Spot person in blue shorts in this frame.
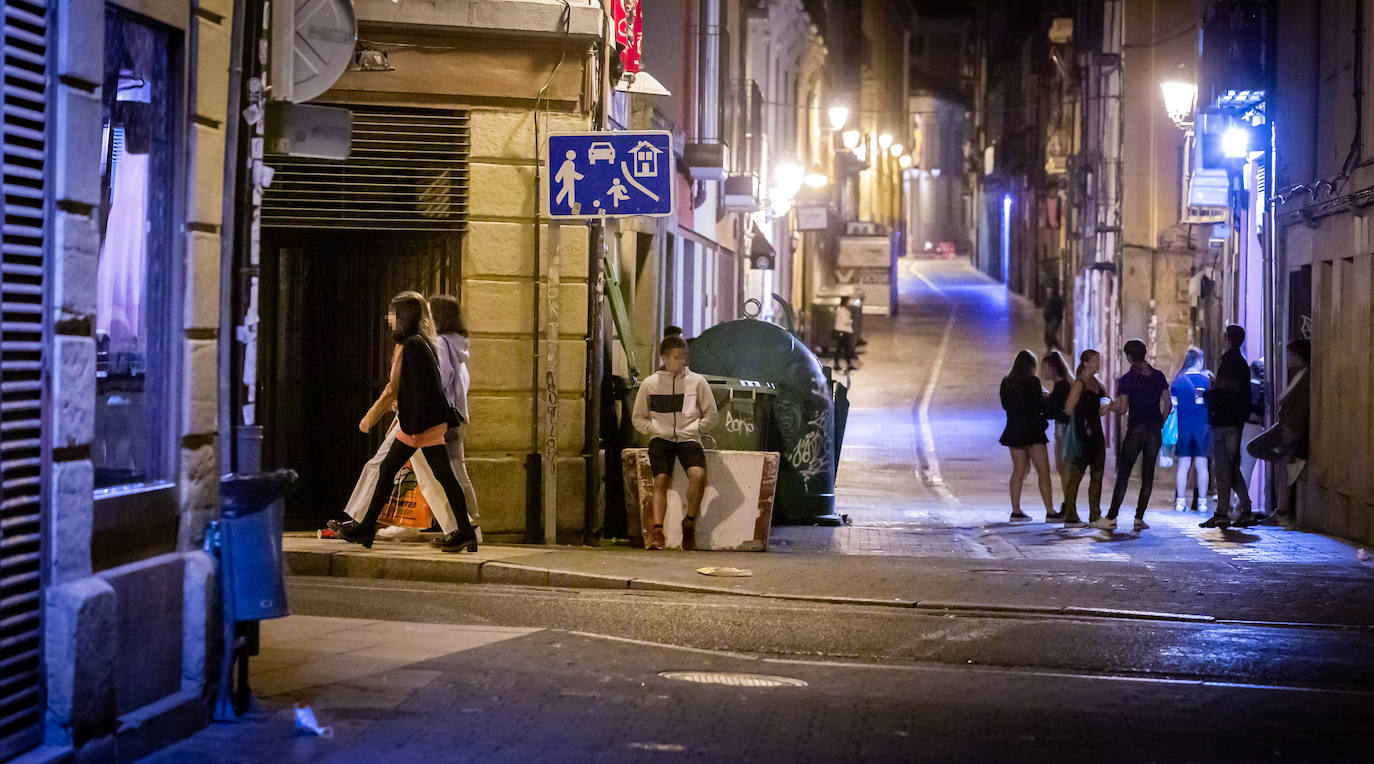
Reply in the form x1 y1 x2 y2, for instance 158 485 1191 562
1170 348 1212 513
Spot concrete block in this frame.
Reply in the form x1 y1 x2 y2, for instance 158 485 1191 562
56 0 104 87
98 554 185 716
184 231 221 330
49 460 94 584
194 16 230 124
549 570 629 589
187 123 226 226
54 211 99 323
52 336 95 450
463 280 534 335
180 551 219 691
177 443 219 550
181 338 218 437
54 86 102 207
468 163 537 219
45 578 117 744
621 449 778 551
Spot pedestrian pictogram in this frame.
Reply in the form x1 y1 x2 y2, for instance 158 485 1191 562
546 131 674 218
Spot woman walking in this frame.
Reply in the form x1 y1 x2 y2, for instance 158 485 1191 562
1000 350 1053 522
335 292 478 551
1040 351 1073 520
411 294 481 543
1061 349 1109 527
1171 348 1212 513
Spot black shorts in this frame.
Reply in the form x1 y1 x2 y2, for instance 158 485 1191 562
647 438 707 476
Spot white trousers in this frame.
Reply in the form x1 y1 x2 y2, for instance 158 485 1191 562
344 420 481 532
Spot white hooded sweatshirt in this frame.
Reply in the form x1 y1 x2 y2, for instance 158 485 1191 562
632 368 719 444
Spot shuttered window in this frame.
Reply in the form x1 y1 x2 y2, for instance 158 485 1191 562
263 106 469 232
0 0 48 758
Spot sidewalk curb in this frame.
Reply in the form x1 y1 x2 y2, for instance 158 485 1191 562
283 546 1258 626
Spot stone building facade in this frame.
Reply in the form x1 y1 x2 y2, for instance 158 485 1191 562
12 0 238 761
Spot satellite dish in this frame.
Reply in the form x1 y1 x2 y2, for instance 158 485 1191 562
273 0 357 103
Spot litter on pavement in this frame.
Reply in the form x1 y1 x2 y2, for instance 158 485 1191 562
697 566 753 577
294 705 333 738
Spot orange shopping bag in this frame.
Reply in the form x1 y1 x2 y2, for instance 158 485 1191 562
377 462 433 529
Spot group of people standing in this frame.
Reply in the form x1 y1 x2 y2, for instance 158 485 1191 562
1000 324 1310 533
328 291 481 553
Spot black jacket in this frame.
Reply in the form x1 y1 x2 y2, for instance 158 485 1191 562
396 335 459 435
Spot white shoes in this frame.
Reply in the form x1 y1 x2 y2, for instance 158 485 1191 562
1198 497 1209 515
1174 498 1187 512
1089 517 1116 531
376 524 423 541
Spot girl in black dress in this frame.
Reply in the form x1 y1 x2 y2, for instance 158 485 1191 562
336 292 478 551
1061 349 1109 527
1000 350 1053 521
1040 351 1073 520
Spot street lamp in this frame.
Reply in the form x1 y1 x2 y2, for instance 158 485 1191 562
1161 80 1197 131
1222 125 1250 158
805 164 828 188
827 105 850 131
841 129 861 149
774 160 804 199
877 132 893 150
889 143 904 158
899 154 912 169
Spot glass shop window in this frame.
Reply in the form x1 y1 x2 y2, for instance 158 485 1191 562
94 9 175 491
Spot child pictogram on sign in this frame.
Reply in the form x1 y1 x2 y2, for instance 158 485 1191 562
607 178 630 208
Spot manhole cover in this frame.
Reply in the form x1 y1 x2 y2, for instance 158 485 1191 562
659 671 808 688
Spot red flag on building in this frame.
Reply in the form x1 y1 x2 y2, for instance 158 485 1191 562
612 0 642 74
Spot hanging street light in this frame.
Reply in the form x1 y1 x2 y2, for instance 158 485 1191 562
805 164 828 187
841 129 861 149
1160 80 1197 131
899 154 913 169
828 105 850 131
877 132 893 150
890 142 904 158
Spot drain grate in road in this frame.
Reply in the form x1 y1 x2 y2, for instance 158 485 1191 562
659 671 808 688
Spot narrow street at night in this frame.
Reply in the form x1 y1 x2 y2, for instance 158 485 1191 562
10 1 1374 763
140 259 1374 763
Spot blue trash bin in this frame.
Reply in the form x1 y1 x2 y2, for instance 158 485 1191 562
218 469 296 622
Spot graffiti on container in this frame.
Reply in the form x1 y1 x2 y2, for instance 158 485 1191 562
724 409 755 436
785 409 832 482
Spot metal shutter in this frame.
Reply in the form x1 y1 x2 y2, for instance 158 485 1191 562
263 106 469 232
0 0 48 758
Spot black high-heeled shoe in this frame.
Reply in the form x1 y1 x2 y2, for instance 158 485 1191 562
335 520 377 549
440 528 478 553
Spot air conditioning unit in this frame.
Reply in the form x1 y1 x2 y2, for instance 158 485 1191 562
684 142 729 181
722 174 760 211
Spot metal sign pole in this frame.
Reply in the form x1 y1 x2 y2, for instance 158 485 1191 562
543 221 562 545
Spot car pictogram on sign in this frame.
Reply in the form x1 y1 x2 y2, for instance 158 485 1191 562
587 142 616 164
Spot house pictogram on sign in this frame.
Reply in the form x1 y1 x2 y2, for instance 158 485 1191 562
630 140 663 177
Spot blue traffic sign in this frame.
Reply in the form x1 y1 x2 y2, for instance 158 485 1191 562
546 130 675 219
